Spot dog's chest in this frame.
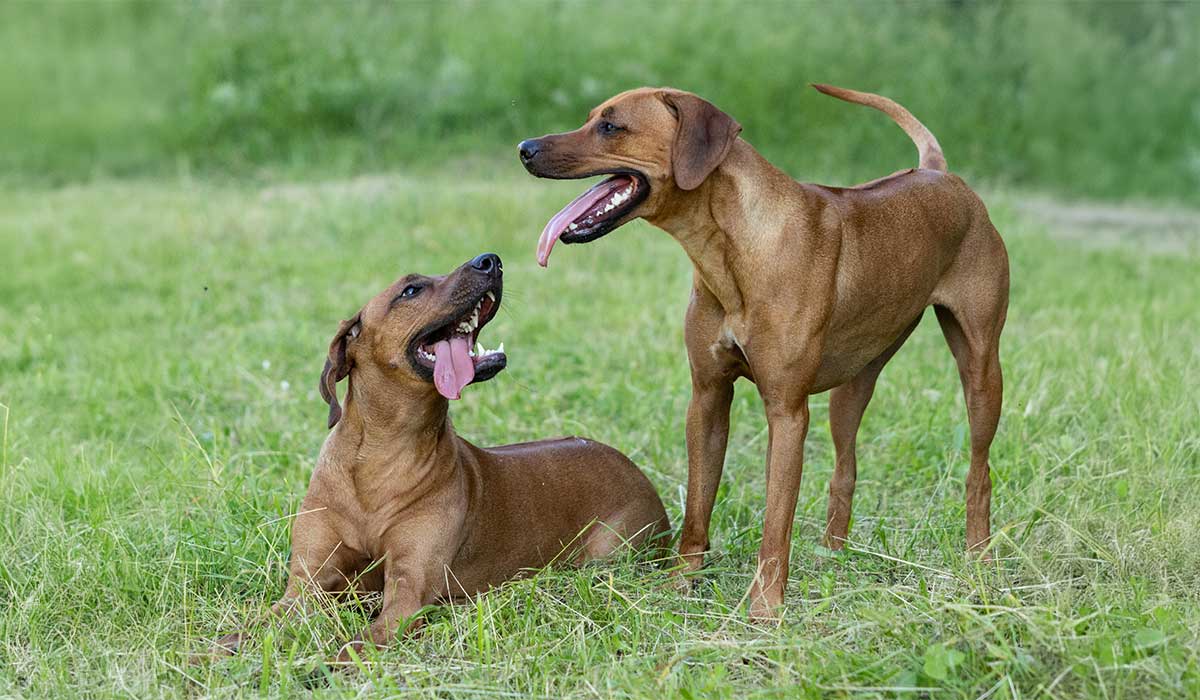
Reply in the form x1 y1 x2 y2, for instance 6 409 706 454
307 477 405 556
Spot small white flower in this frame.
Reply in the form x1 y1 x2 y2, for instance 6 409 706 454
261 360 271 370
280 380 290 391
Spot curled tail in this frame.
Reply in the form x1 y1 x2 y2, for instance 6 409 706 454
812 83 947 172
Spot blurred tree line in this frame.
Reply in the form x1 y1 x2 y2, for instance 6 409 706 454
2 1 1196 203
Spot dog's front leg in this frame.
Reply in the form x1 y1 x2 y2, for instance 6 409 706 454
334 561 425 666
201 515 359 661
675 290 740 585
748 397 811 622
676 374 735 580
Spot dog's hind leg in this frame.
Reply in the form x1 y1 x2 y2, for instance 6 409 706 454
823 316 922 550
928 214 1009 555
934 298 1006 555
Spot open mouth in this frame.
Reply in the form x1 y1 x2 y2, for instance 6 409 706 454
537 171 649 266
410 287 506 400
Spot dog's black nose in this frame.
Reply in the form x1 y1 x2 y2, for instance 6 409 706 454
518 139 541 164
470 253 501 274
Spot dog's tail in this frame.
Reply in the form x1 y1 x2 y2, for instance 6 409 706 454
811 83 947 172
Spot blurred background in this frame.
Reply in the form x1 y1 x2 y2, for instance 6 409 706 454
2 0 1198 202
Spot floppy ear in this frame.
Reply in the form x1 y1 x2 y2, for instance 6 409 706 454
661 91 742 191
318 313 361 429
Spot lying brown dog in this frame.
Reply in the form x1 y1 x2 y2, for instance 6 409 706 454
519 85 1008 620
208 253 669 662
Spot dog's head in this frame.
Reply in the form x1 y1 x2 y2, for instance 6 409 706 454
518 87 741 266
319 253 507 428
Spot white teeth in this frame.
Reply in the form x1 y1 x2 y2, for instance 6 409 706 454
602 187 631 213
571 184 635 230
463 341 506 358
486 291 495 302
454 299 486 335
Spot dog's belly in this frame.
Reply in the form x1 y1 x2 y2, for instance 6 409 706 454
811 317 919 392
808 272 938 392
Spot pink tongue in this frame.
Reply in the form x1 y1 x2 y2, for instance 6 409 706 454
432 337 475 400
536 178 626 267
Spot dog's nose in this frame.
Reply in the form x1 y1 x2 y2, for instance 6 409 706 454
518 139 541 164
470 253 501 275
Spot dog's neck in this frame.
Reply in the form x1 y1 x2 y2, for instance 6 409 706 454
325 365 460 498
644 139 808 317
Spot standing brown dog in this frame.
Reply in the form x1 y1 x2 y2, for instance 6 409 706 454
519 85 1008 620
208 254 669 662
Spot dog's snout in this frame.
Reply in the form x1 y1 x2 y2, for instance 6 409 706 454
470 253 501 275
518 139 541 165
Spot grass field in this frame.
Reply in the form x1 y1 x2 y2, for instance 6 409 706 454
1 165 1197 698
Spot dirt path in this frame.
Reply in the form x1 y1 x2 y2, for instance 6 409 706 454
1010 193 1199 255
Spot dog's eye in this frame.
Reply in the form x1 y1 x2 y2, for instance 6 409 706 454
393 285 422 305
597 121 622 136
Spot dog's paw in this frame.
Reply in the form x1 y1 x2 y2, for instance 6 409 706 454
746 599 783 626
746 582 784 625
967 539 996 563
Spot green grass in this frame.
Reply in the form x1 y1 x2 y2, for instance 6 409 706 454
2 1 1199 203
1 168 1197 698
